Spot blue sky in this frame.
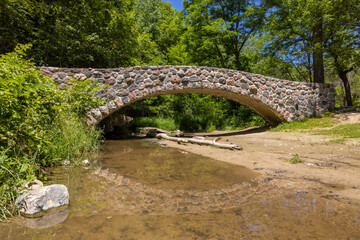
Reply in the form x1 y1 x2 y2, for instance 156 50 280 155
162 0 183 10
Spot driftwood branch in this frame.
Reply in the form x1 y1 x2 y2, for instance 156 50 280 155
156 133 243 150
138 127 183 137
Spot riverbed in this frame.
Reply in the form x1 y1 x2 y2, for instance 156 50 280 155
0 139 359 239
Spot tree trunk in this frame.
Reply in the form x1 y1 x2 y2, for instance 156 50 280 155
234 50 241 70
339 71 353 106
313 15 324 83
307 52 313 82
214 42 226 68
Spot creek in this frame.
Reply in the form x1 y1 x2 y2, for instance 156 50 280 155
0 139 359 239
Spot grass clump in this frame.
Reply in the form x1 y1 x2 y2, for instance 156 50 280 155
0 153 38 220
285 154 304 164
270 113 338 132
0 45 105 221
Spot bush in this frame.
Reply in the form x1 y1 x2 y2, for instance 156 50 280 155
0 45 105 221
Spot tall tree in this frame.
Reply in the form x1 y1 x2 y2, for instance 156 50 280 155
1 0 140 67
265 0 360 105
183 0 267 70
0 0 33 54
323 0 360 106
134 0 184 65
264 0 326 83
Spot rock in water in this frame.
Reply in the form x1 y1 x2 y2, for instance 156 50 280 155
15 184 69 217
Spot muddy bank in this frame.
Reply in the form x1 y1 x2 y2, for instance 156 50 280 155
159 127 360 205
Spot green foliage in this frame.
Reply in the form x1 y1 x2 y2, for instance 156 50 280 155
285 154 303 164
1 0 139 67
120 94 265 132
130 117 179 132
58 78 107 117
182 0 266 70
134 0 184 65
172 94 224 132
0 0 32 54
351 74 360 107
0 44 58 156
0 152 38 220
265 0 360 105
44 114 102 165
0 45 103 221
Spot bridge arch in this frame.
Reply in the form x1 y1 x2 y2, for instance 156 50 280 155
38 66 335 126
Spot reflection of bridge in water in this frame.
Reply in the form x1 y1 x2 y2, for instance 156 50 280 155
38 66 335 126
91 166 286 215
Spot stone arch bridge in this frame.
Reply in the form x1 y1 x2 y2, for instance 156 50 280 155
38 66 335 126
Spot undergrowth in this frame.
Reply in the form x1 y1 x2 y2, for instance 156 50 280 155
0 45 105 221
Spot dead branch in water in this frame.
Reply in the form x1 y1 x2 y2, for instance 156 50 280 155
156 133 243 150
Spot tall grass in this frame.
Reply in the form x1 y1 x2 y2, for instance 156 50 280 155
0 115 102 221
0 153 38 220
45 114 102 164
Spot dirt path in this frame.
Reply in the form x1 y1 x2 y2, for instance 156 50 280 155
160 113 360 205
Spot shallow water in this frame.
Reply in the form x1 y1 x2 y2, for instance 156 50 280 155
1 140 359 239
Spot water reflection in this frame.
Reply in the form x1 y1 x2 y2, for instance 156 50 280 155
98 140 259 190
22 209 69 229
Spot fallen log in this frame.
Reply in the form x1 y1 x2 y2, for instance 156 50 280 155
138 127 184 137
137 127 170 137
156 133 243 150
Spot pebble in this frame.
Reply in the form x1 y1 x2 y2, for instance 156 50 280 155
82 159 90 166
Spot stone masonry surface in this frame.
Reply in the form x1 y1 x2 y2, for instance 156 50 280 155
38 66 335 126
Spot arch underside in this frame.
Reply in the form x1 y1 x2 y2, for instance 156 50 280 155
102 88 286 126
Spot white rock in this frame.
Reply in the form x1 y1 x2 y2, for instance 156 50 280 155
62 160 70 165
29 179 44 190
15 184 69 216
22 179 44 191
82 159 90 166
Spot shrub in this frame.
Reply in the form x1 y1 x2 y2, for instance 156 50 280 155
0 45 105 221
285 154 304 164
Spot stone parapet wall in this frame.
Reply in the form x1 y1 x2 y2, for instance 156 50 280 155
38 66 335 126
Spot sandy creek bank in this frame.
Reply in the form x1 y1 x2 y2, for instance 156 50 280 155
157 124 360 206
